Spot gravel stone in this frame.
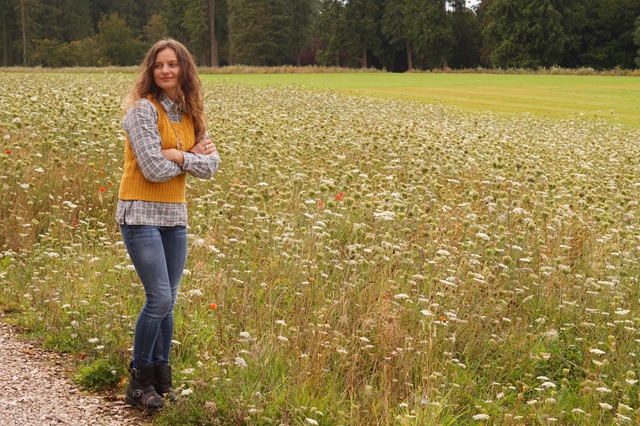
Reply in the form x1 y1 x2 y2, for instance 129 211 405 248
0 322 150 426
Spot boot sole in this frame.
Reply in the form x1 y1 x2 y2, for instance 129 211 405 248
125 395 162 413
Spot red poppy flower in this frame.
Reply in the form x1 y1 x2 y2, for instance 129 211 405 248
209 303 218 310
99 186 106 192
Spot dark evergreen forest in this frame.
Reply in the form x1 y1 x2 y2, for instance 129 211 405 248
2 0 640 70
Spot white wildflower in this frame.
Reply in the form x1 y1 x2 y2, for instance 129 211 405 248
234 357 248 368
618 403 634 413
475 232 490 241
615 413 632 423
472 414 490 421
373 211 396 221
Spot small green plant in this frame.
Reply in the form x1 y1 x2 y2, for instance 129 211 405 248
77 358 122 391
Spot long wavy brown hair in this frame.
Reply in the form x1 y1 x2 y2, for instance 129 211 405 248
126 39 206 141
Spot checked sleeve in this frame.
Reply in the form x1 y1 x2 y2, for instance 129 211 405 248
123 100 184 183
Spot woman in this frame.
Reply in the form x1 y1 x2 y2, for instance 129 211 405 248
117 39 219 411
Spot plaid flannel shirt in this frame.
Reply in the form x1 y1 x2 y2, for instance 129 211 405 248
116 94 220 226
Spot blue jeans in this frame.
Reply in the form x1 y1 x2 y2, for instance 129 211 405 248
120 224 187 367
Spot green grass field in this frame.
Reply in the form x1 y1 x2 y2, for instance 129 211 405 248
202 73 640 127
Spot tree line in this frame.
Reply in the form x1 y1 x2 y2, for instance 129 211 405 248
2 0 640 71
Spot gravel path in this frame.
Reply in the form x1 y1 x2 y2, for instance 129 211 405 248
0 321 149 426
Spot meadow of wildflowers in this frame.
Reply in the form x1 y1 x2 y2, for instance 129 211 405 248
1 72 640 425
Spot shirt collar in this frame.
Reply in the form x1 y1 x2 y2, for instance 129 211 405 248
157 92 180 113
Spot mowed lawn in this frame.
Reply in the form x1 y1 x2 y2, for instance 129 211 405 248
202 72 640 127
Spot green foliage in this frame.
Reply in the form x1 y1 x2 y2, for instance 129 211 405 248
483 0 586 68
163 0 229 66
77 358 123 391
65 37 102 66
289 0 319 65
2 0 640 70
183 0 211 64
143 13 166 43
315 0 348 66
408 0 454 69
635 16 640 67
579 0 640 69
344 0 384 67
31 37 100 67
448 6 481 68
228 0 292 65
31 39 66 67
95 12 145 66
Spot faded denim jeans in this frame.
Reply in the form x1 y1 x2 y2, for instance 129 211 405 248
120 224 187 367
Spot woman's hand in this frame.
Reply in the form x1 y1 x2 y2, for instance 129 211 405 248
161 148 185 165
190 139 217 156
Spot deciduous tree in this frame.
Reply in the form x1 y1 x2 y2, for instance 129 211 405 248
95 12 144 65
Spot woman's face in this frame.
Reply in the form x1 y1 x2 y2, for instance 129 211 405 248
153 47 181 101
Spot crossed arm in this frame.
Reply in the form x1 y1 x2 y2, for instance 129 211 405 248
161 137 220 179
124 100 220 182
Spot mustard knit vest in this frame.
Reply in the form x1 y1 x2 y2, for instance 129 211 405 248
118 97 196 203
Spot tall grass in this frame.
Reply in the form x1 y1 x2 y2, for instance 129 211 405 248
1 72 640 424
